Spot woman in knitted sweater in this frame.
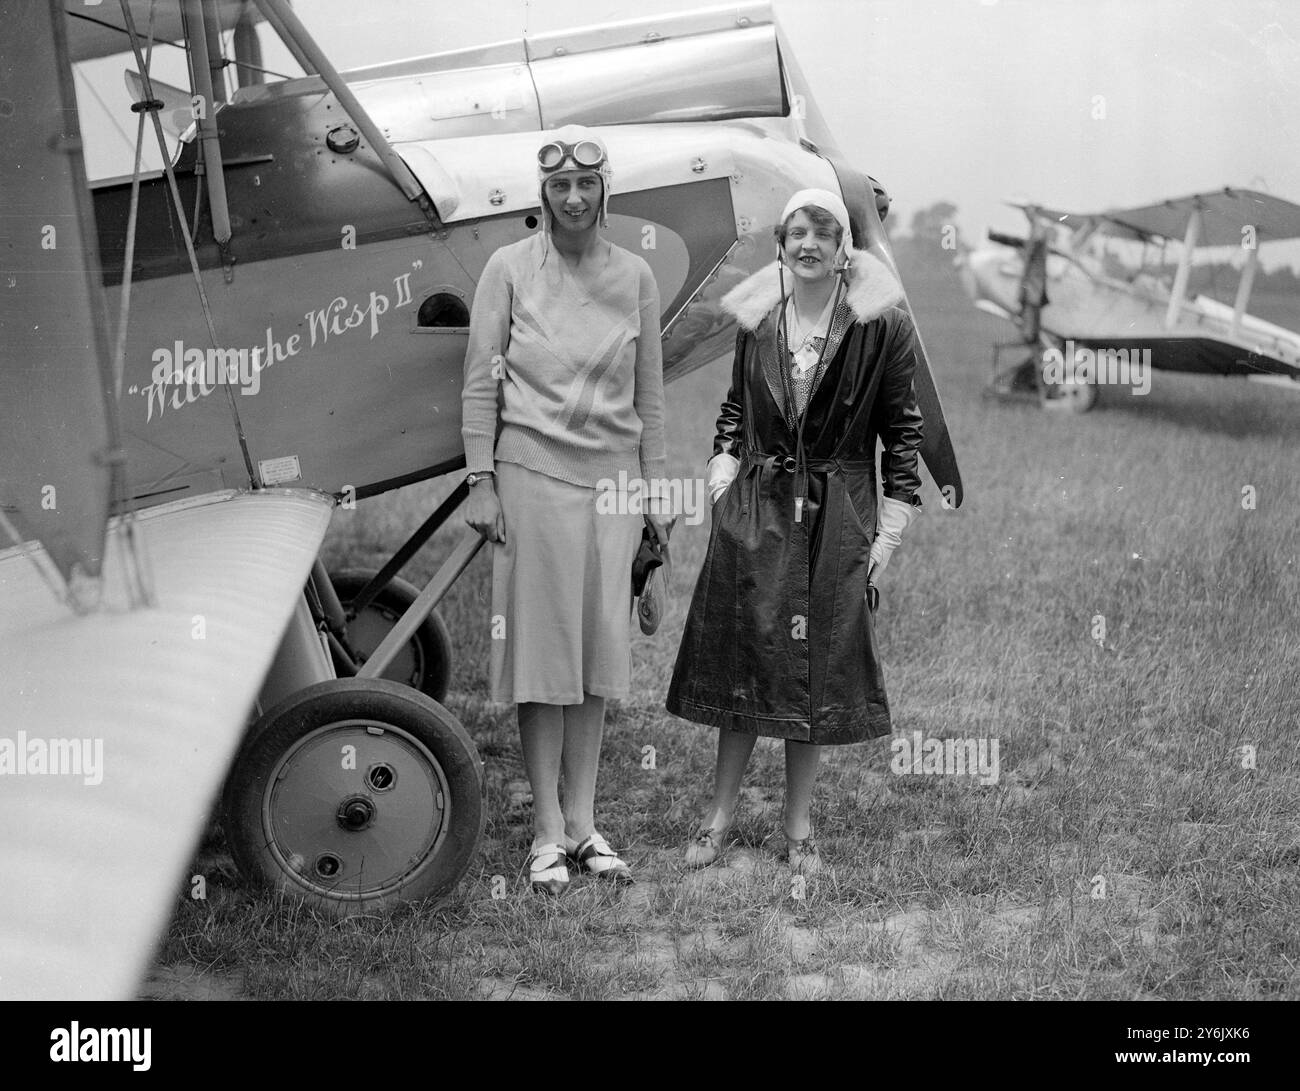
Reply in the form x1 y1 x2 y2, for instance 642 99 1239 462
461 127 672 893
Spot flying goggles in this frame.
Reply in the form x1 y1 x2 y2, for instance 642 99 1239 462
537 138 606 174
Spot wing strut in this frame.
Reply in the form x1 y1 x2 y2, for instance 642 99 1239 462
178 0 233 251
1018 213 1049 344
250 0 317 74
117 0 259 488
1231 245 1260 339
252 0 439 221
1164 208 1202 329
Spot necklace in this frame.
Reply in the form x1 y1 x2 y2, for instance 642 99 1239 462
786 293 835 376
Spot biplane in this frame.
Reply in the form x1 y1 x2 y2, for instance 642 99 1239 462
0 0 961 999
958 189 1300 411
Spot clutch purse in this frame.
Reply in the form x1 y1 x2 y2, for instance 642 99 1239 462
631 527 670 635
630 526 662 597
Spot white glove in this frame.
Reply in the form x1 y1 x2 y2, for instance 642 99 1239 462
868 496 919 580
707 453 740 505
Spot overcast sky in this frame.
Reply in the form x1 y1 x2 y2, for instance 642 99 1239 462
75 0 1300 260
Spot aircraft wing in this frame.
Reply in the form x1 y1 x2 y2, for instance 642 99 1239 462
1007 201 1152 242
1101 189 1300 246
1013 190 1300 247
0 487 334 1000
64 0 262 62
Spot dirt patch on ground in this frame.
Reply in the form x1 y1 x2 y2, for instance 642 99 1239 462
139 963 247 1001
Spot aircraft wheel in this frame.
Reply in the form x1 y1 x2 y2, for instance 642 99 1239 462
1041 375 1098 413
330 568 453 701
223 678 485 914
988 354 1040 398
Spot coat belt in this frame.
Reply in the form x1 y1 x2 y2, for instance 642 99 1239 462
745 451 874 475
740 450 873 518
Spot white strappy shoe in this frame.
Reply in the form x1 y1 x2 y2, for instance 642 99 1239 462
567 832 633 884
526 842 570 895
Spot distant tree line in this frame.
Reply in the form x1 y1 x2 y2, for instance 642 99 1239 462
909 201 960 244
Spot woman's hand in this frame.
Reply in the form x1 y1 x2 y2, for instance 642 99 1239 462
866 496 917 581
707 452 739 506
645 512 675 546
465 479 506 543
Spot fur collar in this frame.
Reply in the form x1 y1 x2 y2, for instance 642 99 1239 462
721 247 904 331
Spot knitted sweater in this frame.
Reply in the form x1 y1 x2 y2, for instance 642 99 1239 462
461 233 667 488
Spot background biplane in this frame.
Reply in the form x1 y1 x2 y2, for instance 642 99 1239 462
958 188 1300 411
0 0 960 999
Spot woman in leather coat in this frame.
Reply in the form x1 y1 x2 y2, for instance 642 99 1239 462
666 188 924 873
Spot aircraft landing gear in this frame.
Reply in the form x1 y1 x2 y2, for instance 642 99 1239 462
316 480 478 701
222 678 485 914
986 341 1047 406
987 343 1042 399
988 338 1099 412
328 568 453 702
1037 334 1099 413
221 482 490 912
1040 373 1098 413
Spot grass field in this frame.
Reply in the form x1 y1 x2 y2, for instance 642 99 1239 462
149 245 1300 1001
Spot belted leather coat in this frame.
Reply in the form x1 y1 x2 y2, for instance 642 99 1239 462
666 249 924 744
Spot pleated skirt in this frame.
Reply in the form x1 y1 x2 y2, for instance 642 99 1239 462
490 461 642 705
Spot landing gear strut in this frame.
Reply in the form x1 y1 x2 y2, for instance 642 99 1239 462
222 480 490 912
987 335 1098 413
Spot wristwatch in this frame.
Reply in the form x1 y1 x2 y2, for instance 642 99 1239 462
466 471 494 487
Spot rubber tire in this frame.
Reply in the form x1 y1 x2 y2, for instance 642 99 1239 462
222 678 484 915
330 568 453 702
1040 375 1098 413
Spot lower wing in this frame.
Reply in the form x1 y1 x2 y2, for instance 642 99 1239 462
0 488 333 1000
